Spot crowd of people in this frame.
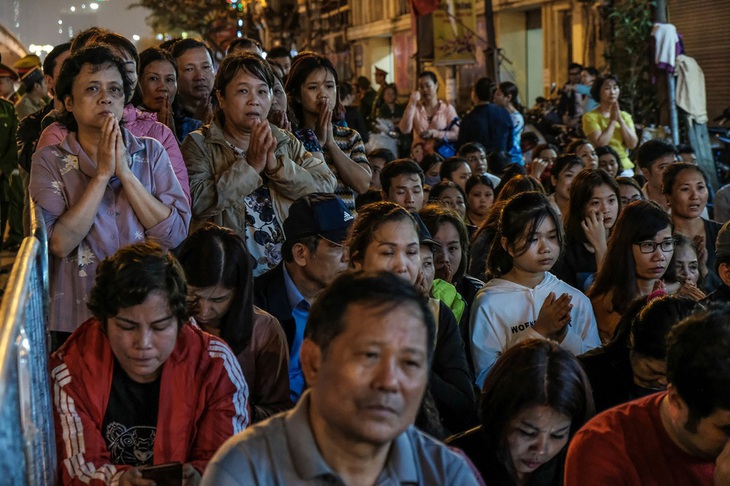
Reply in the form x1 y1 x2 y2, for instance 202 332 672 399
0 28 729 486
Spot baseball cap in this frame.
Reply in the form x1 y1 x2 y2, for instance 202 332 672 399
284 193 354 244
410 212 440 249
21 67 43 90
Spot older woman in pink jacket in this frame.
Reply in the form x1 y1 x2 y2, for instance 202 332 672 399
30 45 190 336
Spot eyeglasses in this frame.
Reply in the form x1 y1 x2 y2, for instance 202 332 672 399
620 195 642 205
635 238 676 254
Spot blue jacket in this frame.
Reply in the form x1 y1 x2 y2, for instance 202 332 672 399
457 103 513 154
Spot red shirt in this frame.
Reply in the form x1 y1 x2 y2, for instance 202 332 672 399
565 392 715 485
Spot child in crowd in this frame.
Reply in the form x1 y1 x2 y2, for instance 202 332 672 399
596 145 621 178
528 142 560 190
421 204 484 372
566 139 598 170
470 192 600 386
464 174 496 228
419 152 445 187
547 154 585 219
555 169 620 292
430 181 467 220
440 156 473 191
411 141 426 163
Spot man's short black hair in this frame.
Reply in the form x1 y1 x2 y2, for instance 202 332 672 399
637 139 678 171
380 158 424 194
458 142 487 157
355 189 384 211
521 132 539 146
281 235 320 263
439 156 469 181
267 46 291 60
356 76 371 90
568 62 583 72
368 148 396 164
582 66 599 77
473 77 495 102
227 37 263 55
339 82 354 99
43 43 71 76
305 270 436 361
666 306 730 427
170 38 213 62
677 144 695 155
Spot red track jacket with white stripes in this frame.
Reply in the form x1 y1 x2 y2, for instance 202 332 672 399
50 318 250 485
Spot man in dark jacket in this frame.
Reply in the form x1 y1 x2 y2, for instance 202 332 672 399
254 193 353 402
16 43 71 235
457 77 513 154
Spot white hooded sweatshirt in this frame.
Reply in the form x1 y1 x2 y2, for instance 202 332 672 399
471 272 601 387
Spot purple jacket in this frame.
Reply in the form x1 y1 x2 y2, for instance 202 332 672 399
29 128 191 333
36 104 191 203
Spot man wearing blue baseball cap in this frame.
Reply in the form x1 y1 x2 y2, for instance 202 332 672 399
254 193 353 402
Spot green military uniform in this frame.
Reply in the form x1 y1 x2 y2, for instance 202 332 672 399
0 98 22 249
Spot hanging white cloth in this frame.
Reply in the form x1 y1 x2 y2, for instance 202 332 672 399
675 54 708 124
652 23 679 70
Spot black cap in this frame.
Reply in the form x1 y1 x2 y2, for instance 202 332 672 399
410 212 440 249
284 193 354 244
21 67 43 89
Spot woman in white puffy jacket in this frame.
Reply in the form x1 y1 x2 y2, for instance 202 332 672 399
470 192 600 387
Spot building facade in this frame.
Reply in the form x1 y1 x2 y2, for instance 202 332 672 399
326 0 606 112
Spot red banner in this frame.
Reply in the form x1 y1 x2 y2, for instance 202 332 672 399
411 0 440 16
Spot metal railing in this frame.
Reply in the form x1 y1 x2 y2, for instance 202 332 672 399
0 199 56 485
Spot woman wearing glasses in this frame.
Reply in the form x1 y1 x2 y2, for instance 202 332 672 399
616 176 644 209
588 201 674 343
662 163 723 292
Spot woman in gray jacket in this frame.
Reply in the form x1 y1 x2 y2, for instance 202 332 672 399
182 53 336 276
